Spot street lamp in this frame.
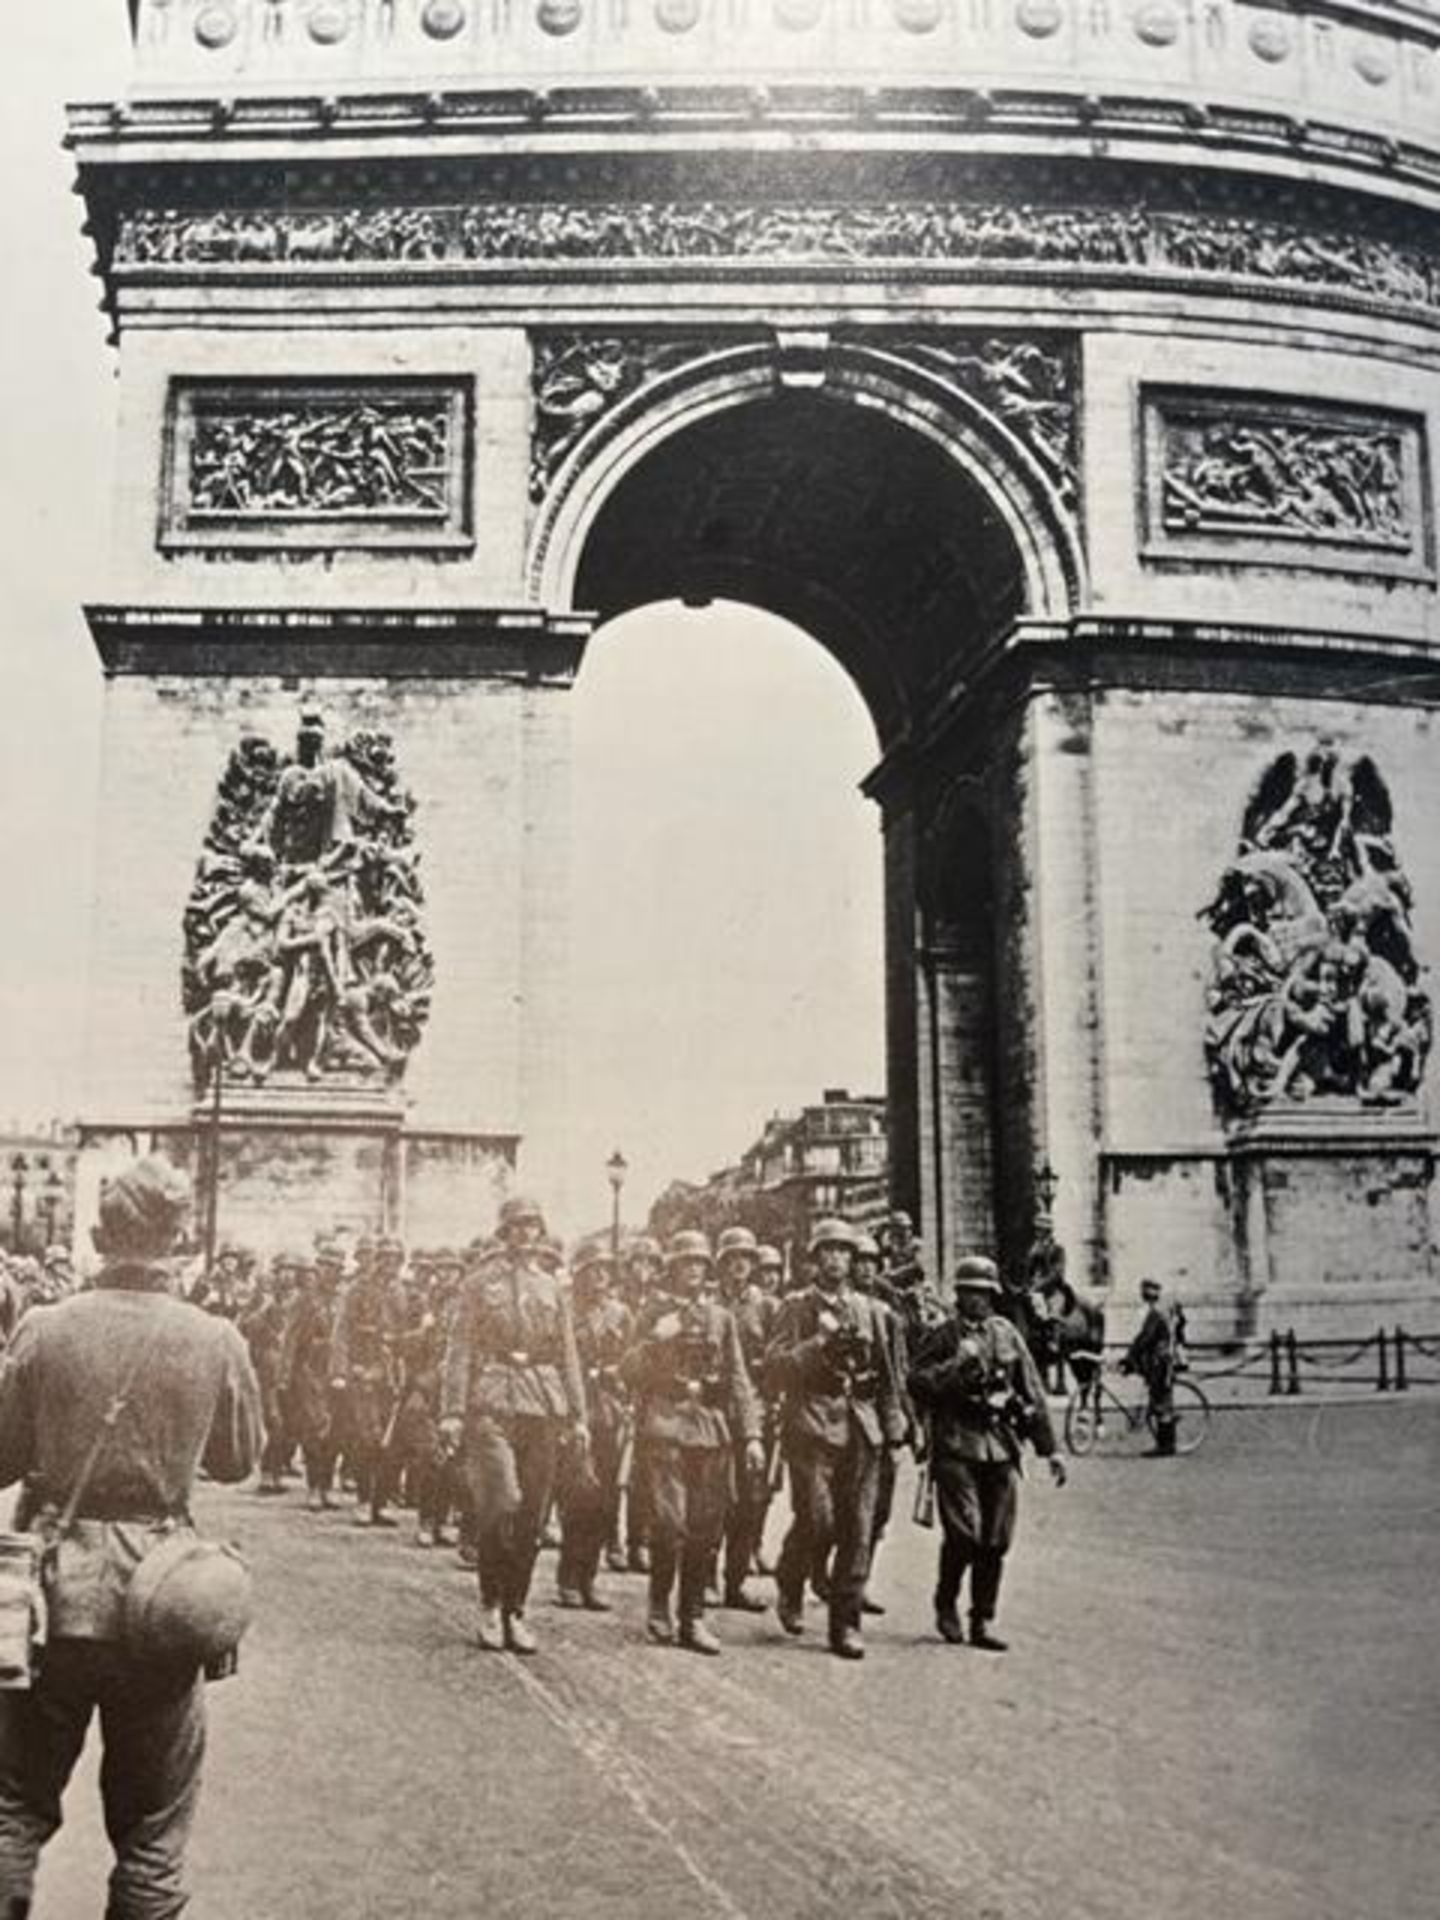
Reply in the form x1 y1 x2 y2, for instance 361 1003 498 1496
606 1149 628 1261
8 1155 27 1254
1034 1159 1060 1231
40 1168 65 1248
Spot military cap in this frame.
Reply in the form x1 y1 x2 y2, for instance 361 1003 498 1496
716 1226 759 1261
952 1254 1001 1294
887 1210 915 1233
755 1244 783 1271
431 1246 461 1269
808 1217 857 1256
1139 1276 1162 1297
313 1235 345 1267
665 1229 712 1266
92 1158 190 1260
498 1195 547 1234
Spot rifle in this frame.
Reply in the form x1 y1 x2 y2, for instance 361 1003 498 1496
911 1414 936 1529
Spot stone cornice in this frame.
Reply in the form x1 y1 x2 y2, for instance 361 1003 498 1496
85 602 595 679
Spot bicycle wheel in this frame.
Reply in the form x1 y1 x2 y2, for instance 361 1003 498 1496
1152 1378 1211 1455
1064 1390 1099 1456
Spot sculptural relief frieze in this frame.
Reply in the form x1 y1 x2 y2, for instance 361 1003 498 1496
113 199 1440 325
1144 394 1428 573
1201 749 1432 1117
890 336 1078 507
163 380 471 549
183 711 435 1094
529 334 711 501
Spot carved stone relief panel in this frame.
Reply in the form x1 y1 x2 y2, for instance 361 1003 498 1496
1141 390 1431 578
161 379 472 551
529 334 713 502
887 335 1079 510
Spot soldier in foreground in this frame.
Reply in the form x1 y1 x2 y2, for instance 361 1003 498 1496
440 1197 587 1654
713 1226 775 1611
623 1231 761 1655
0 1158 262 1919
766 1219 905 1661
908 1254 1066 1651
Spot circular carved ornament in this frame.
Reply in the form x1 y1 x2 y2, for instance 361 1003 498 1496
1015 0 1063 38
1352 43 1393 86
774 0 825 29
1247 16 1291 62
655 0 702 29
194 3 239 47
307 3 351 42
421 0 469 36
537 0 583 30
894 0 944 30
1133 3 1179 47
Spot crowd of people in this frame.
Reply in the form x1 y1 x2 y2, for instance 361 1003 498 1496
137 1199 1080 1660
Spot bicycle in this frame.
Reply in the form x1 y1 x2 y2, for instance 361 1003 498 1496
1061 1353 1212 1457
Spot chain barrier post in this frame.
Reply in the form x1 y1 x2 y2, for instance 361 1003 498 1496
1285 1328 1300 1395
1269 1330 1282 1396
1375 1327 1390 1392
1394 1326 1408 1393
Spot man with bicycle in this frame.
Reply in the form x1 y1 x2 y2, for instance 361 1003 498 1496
908 1254 1066 1652
1121 1277 1186 1458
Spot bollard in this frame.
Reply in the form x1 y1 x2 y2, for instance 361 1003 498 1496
1375 1328 1390 1392
1395 1327 1409 1393
1269 1330 1283 1397
1285 1328 1301 1396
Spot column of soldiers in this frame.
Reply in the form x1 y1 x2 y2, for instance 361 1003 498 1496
179 1200 1065 1658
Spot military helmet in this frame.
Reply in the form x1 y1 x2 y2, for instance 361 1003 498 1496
716 1226 759 1261
952 1254 1001 1295
572 1235 616 1275
755 1244 783 1272
625 1234 663 1267
498 1195 547 1235
888 1209 915 1233
665 1229 712 1267
123 1534 254 1668
808 1217 857 1256
852 1230 881 1261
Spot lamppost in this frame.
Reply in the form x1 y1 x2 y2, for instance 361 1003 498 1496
606 1149 628 1262
40 1167 65 1248
1034 1159 1060 1233
8 1155 27 1254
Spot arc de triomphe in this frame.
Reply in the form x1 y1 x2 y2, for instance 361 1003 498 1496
66 0 1440 1331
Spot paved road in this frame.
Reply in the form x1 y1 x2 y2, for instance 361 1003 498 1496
32 1402 1440 1919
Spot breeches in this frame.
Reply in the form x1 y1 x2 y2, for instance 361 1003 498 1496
0 1639 205 1920
644 1443 731 1619
778 1435 881 1635
933 1458 1020 1623
558 1420 623 1593
462 1414 560 1613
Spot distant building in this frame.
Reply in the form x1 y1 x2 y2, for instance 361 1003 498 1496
650 1089 889 1269
0 1123 77 1257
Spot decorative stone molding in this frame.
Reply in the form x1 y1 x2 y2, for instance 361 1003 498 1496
111 199 1440 329
528 334 712 501
1201 748 1432 1118
161 379 472 551
1142 392 1430 577
182 708 435 1093
887 334 1078 508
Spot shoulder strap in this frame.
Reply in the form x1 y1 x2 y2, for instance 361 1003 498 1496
55 1320 163 1536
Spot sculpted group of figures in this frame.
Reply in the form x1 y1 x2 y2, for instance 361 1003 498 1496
201 1198 1068 1662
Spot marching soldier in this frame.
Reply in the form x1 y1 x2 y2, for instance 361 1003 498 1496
615 1234 665 1571
908 1254 1066 1651
852 1227 912 1614
329 1239 401 1528
623 1231 762 1655
239 1255 294 1495
439 1197 587 1654
556 1238 632 1611
390 1252 451 1547
714 1226 774 1611
766 1218 905 1660
0 1158 262 1918
280 1238 344 1509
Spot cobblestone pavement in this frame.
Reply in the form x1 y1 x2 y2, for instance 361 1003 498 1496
31 1401 1440 1920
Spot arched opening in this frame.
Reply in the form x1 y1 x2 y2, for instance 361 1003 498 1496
562 381 1040 1263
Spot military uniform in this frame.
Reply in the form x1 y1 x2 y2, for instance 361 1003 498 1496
717 1247 777 1607
766 1256 905 1658
1122 1285 1183 1454
623 1237 760 1652
279 1256 341 1508
908 1265 1060 1648
557 1251 632 1608
0 1159 262 1920
441 1226 586 1651
328 1257 402 1525
239 1266 292 1494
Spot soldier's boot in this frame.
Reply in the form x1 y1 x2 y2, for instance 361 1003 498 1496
935 1606 965 1645
1151 1419 1178 1457
829 1624 865 1662
679 1616 722 1656
476 1604 505 1652
722 1581 767 1613
415 1524 436 1549
775 1589 805 1637
969 1617 1009 1653
860 1589 887 1616
504 1611 539 1656
555 1585 585 1608
646 1604 675 1645
579 1583 612 1613
605 1543 628 1574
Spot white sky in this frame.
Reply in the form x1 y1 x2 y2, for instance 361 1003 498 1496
0 10 886 1226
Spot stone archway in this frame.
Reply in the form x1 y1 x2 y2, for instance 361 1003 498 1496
537 345 1072 1270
